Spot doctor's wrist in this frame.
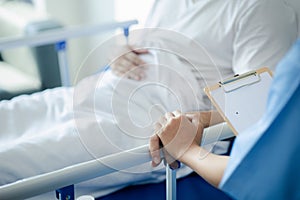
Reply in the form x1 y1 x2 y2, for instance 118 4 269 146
199 111 224 128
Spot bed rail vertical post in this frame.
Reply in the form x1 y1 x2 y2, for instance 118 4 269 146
123 26 129 44
55 41 71 87
166 164 177 200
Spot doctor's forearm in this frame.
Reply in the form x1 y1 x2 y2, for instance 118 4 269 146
200 111 225 128
181 145 229 187
186 110 224 129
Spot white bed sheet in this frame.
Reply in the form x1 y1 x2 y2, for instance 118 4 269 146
0 50 205 198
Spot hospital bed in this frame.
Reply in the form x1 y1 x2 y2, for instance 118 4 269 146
0 22 234 197
0 122 234 200
1 1 299 199
0 3 190 199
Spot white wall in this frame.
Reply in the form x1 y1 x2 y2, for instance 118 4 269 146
34 0 115 84
114 0 154 27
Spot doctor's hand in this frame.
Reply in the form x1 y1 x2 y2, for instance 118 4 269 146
110 45 149 81
149 110 204 168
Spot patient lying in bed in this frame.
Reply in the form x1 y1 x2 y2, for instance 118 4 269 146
0 0 297 198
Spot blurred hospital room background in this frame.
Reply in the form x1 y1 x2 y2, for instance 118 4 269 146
0 0 299 101
0 0 154 100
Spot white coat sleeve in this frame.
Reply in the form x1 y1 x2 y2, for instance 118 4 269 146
232 0 298 74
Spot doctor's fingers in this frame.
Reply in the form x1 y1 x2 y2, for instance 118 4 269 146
149 134 162 167
185 113 200 126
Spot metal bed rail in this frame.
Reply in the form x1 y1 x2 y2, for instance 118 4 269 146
0 21 234 199
0 20 138 51
0 123 234 200
0 20 138 86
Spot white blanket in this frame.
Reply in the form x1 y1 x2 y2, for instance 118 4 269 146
0 50 205 198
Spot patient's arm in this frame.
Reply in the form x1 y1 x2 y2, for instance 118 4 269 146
150 110 228 187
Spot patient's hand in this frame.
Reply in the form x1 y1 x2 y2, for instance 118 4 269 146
149 110 204 168
110 45 149 81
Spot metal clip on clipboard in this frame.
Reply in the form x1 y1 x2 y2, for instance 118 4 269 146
219 71 261 93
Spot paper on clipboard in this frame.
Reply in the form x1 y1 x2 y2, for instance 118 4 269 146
204 67 273 135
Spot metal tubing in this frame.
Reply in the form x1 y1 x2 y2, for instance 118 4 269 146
0 20 138 51
0 145 150 200
166 165 177 200
0 123 234 199
56 41 71 86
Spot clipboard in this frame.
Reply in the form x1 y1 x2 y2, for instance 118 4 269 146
204 67 273 135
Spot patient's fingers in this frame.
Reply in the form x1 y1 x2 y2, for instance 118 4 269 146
133 48 149 54
163 149 180 170
117 57 133 70
158 115 167 126
165 112 175 121
155 112 175 133
114 62 145 80
124 51 146 66
149 134 162 167
114 55 141 72
154 122 162 132
172 110 182 117
121 49 148 80
127 70 145 80
110 46 149 81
